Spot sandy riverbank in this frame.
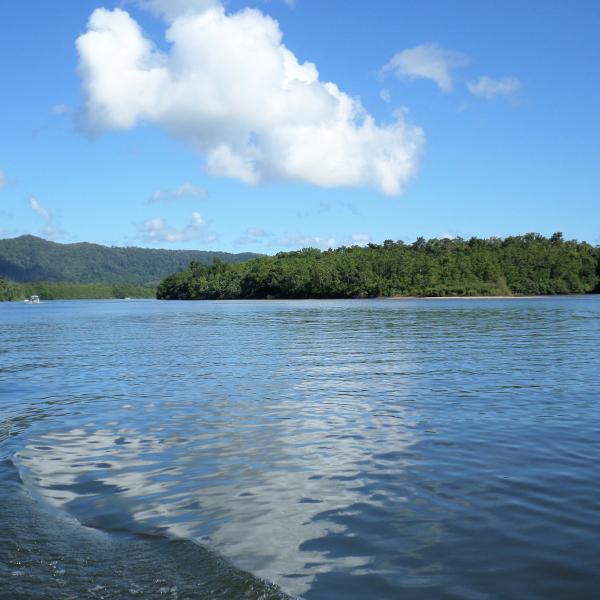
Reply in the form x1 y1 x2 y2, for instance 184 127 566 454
385 295 566 300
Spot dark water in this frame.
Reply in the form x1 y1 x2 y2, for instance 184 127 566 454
2 297 600 599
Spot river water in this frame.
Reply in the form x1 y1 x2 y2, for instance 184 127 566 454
1 297 600 599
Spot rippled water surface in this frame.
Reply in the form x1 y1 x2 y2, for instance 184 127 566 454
2 297 600 599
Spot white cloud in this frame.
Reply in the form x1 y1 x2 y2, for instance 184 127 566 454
234 227 273 246
235 229 375 250
381 43 469 92
0 169 6 189
28 198 65 241
147 182 208 203
29 198 50 220
379 88 391 103
140 211 216 243
76 3 423 196
350 233 371 246
467 75 520 99
246 227 271 237
275 233 337 250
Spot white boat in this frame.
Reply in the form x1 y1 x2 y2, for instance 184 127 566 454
25 295 40 304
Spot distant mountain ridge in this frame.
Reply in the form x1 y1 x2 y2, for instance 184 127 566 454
0 235 260 284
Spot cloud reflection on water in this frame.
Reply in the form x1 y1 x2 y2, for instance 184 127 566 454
15 318 420 598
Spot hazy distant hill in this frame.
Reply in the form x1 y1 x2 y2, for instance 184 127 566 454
0 235 260 284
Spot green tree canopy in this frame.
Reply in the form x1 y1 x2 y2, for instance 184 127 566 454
157 234 600 300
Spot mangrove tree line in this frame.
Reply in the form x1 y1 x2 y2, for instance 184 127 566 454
156 233 600 300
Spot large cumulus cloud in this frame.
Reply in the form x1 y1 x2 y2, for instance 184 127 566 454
77 1 423 195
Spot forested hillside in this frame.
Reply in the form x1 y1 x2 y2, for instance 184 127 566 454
0 235 259 284
157 233 600 300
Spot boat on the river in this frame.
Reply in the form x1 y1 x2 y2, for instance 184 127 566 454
24 295 41 304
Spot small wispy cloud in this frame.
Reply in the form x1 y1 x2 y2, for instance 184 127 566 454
28 198 65 241
147 182 208 204
52 104 72 115
379 88 391 103
234 227 273 246
0 169 6 189
467 75 521 99
140 211 216 243
29 198 50 220
296 199 360 219
236 229 373 250
350 233 371 246
381 43 469 92
275 233 337 250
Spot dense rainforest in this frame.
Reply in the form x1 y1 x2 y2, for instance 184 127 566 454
157 233 600 300
0 235 259 284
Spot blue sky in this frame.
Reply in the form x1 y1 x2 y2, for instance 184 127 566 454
1 0 599 252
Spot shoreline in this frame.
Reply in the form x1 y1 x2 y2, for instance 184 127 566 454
385 294 555 300
3 293 598 302
157 293 598 302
